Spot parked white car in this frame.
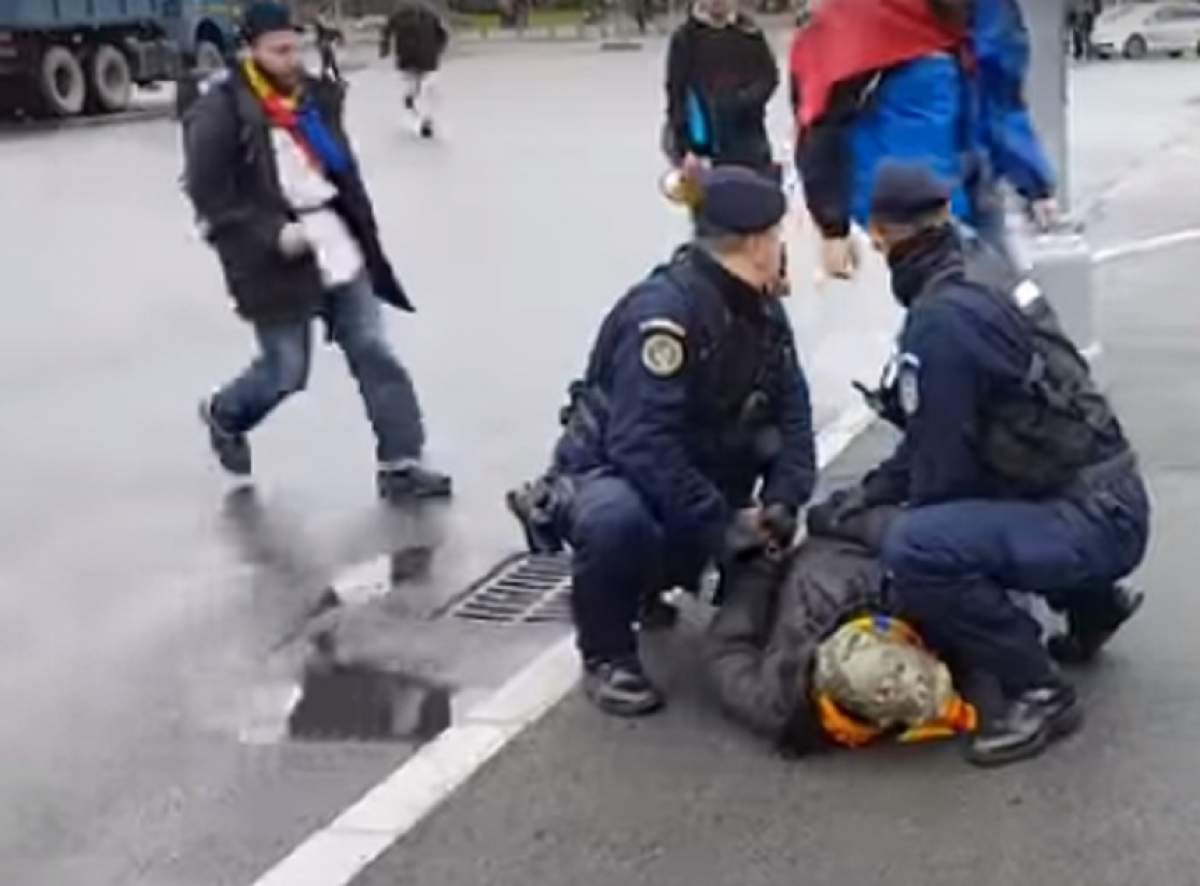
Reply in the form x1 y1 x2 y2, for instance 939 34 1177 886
1093 1 1200 58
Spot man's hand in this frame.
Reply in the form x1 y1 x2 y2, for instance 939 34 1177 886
680 152 709 180
1029 197 1061 232
806 487 869 537
819 235 859 280
278 222 311 258
760 503 798 549
722 507 770 561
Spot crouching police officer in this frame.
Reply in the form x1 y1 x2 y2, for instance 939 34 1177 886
508 167 816 717
817 160 1150 767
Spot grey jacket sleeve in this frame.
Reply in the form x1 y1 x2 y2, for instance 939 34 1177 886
704 555 799 740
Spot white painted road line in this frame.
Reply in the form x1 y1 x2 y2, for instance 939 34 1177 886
248 406 876 886
1093 228 1200 265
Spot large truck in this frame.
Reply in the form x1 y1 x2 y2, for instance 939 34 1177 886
0 1 239 117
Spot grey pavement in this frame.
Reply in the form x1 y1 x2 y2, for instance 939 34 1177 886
1 38 1198 886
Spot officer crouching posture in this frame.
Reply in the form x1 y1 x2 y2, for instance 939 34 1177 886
815 160 1150 767
508 167 817 717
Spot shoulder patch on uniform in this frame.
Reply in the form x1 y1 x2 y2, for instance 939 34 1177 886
1013 279 1043 311
641 330 686 378
639 318 687 339
897 353 921 417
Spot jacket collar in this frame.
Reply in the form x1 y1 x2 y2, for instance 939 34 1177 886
887 224 966 309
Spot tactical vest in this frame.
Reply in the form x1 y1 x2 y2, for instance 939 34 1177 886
976 277 1127 498
563 249 793 491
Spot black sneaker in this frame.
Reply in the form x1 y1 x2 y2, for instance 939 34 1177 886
377 463 453 502
1048 584 1145 665
419 119 434 139
199 397 251 476
505 482 563 554
583 657 665 718
965 681 1083 768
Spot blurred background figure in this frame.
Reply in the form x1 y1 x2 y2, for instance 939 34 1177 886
313 7 347 84
1067 0 1102 60
662 0 779 176
381 0 450 138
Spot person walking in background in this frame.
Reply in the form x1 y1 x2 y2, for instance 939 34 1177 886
313 8 346 84
380 0 450 139
662 0 779 175
184 2 452 502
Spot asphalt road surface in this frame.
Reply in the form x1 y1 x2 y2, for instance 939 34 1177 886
1 38 1199 885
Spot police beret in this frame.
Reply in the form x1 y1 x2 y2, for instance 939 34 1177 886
869 160 952 224
695 167 787 235
242 2 302 43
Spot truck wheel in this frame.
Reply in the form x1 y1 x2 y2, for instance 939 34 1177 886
39 45 86 116
194 40 225 74
87 44 132 113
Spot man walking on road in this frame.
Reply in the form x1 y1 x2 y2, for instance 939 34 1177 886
380 0 449 139
185 2 451 502
662 0 779 175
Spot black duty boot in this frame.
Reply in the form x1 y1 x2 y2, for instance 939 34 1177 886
419 119 434 139
965 681 1083 768
583 657 665 718
637 592 679 632
505 480 564 554
1048 584 1145 665
199 397 251 476
377 462 453 502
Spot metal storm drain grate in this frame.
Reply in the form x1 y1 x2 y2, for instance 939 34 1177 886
447 553 573 626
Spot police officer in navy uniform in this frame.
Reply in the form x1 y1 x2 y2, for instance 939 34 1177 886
508 168 816 717
813 160 1149 767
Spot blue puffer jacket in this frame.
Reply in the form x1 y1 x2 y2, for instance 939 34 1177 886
796 0 1055 238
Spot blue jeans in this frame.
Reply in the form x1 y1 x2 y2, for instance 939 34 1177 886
211 274 425 462
882 467 1150 695
557 470 708 662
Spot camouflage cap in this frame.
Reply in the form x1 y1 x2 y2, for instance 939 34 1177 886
814 616 956 730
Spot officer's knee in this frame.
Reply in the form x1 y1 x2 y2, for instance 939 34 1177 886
572 484 663 561
881 514 924 579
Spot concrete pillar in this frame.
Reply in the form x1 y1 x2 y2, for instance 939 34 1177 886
1018 0 1099 358
1020 0 1070 209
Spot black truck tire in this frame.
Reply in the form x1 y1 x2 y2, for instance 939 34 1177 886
38 45 86 116
87 43 133 113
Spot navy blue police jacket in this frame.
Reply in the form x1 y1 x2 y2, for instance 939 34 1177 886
865 227 1035 506
555 247 817 547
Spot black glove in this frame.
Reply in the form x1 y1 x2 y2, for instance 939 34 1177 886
853 380 906 430
760 503 798 549
806 486 869 537
721 509 770 563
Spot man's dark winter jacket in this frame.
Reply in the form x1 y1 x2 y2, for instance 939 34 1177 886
183 68 412 324
705 508 899 754
664 11 778 170
381 3 449 74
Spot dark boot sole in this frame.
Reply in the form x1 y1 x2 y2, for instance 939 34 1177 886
583 684 666 718
965 703 1084 769
1049 590 1145 665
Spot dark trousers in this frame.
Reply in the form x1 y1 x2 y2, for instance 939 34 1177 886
212 274 426 463
881 467 1150 696
556 470 707 662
